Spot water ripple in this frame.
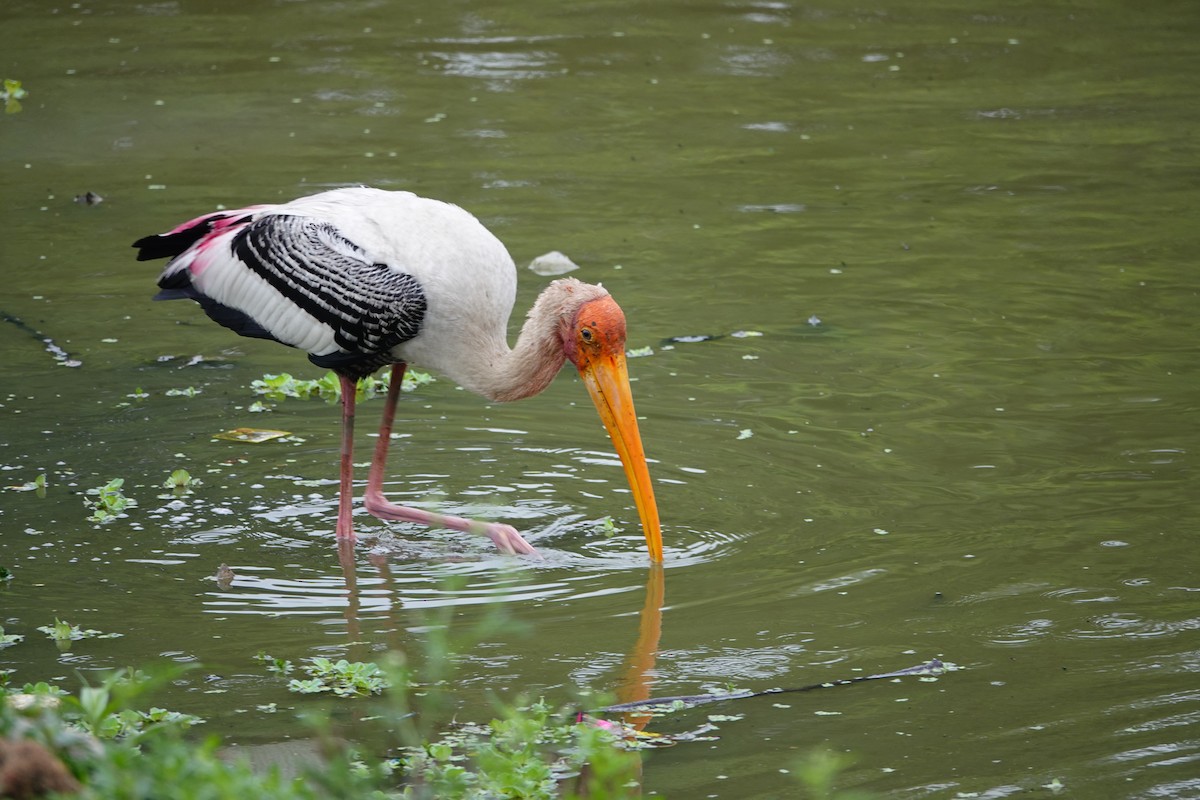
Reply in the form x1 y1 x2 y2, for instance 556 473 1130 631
196 518 741 619
1070 613 1200 640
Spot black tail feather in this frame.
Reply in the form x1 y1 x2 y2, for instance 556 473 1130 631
134 225 215 262
133 211 248 262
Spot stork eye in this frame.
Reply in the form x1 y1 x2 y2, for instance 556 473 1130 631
581 328 594 342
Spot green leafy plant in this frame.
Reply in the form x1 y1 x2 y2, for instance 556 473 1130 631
254 651 294 676
7 680 68 699
2 78 27 114
162 468 199 490
259 652 389 697
7 473 47 493
4 577 653 799
4 668 199 743
596 516 623 538
0 626 23 647
86 477 130 523
0 661 648 799
792 748 875 800
396 696 644 800
286 657 390 697
36 619 123 643
365 590 644 799
0 669 288 800
250 371 339 400
250 368 433 403
69 678 202 741
165 386 202 397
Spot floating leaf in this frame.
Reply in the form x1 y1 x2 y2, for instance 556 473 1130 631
2 78 26 114
6 474 46 492
163 469 199 489
595 516 622 538
213 427 291 443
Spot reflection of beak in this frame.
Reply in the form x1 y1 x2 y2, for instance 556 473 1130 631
577 349 663 563
618 564 664 730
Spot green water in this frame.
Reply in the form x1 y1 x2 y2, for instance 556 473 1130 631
3 1 1199 797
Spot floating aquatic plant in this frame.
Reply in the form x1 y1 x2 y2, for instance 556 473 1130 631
596 516 623 538
162 469 198 491
250 368 433 403
2 78 27 114
256 652 389 697
5 473 45 493
36 619 122 643
87 478 131 523
290 657 390 697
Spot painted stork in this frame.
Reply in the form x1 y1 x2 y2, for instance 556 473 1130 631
134 187 663 562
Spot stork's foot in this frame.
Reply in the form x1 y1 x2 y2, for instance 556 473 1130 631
364 490 542 559
334 519 356 542
477 522 541 557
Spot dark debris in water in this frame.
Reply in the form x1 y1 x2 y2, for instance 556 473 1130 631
666 334 719 344
663 319 826 347
0 310 81 367
593 658 951 716
214 563 236 590
154 353 236 368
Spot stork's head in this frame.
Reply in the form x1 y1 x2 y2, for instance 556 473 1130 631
562 290 663 563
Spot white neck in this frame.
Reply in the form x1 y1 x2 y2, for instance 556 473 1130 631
437 278 610 403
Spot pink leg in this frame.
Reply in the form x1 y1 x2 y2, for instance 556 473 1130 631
363 363 541 558
335 373 358 541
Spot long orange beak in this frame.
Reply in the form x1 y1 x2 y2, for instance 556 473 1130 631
577 346 663 563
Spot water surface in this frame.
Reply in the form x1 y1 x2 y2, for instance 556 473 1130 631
3 1 1199 797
